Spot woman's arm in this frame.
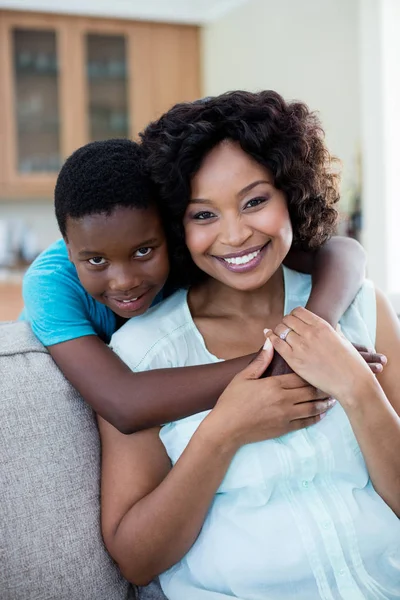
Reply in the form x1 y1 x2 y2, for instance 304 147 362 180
99 417 237 585
344 289 400 514
284 236 366 327
268 294 400 516
99 349 334 585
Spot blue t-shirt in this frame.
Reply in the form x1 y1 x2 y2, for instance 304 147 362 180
21 239 117 346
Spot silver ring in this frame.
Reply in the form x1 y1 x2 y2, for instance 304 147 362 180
279 327 293 341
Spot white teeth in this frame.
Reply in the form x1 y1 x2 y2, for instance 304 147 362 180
121 298 138 303
223 249 260 265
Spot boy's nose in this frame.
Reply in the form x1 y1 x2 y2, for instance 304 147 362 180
108 267 142 293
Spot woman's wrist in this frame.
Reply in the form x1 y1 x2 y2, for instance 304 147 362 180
197 412 242 457
337 370 381 412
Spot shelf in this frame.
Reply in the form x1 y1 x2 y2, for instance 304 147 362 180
15 66 58 77
87 73 126 81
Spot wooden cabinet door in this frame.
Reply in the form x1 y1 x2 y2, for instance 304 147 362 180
0 12 76 198
0 11 200 201
129 22 201 136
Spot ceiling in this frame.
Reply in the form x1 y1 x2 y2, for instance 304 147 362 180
0 0 251 24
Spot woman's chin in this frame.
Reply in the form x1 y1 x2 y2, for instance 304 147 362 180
215 270 277 293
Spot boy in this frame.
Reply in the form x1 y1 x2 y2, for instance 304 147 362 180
22 139 372 433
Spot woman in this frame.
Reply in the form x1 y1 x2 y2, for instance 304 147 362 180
98 91 400 599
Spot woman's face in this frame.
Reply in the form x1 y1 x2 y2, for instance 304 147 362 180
183 140 293 292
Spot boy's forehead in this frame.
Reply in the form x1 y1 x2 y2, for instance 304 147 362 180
65 205 163 248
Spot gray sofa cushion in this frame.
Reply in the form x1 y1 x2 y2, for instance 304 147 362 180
0 321 166 600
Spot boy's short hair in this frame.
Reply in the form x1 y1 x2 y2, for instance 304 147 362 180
55 139 155 238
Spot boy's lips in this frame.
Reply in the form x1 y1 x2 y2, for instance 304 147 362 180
107 289 151 314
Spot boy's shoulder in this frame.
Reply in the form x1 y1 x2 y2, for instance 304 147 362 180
23 238 90 304
24 238 74 279
22 239 116 346
110 289 193 371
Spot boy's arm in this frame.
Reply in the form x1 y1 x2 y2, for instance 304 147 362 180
267 236 366 377
22 250 252 434
49 337 252 434
51 237 367 431
27 236 367 433
284 236 366 327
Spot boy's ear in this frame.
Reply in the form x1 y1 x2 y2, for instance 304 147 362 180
64 238 73 262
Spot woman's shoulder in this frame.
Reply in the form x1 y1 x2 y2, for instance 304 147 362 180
110 289 195 371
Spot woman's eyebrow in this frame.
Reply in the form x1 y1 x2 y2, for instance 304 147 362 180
188 198 214 205
190 179 271 204
237 180 271 197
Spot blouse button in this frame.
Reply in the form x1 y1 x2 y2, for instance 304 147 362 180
323 520 331 529
302 480 310 488
339 568 346 576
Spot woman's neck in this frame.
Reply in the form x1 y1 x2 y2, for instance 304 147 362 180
191 267 285 320
188 267 286 359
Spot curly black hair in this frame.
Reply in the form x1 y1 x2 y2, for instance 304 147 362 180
55 139 156 238
141 90 340 287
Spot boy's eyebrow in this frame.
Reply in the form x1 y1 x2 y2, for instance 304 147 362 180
77 238 160 257
190 179 271 204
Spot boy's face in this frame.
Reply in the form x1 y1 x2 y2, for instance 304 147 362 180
65 205 170 319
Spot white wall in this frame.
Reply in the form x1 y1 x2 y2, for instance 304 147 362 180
359 0 400 309
202 0 360 214
0 201 59 253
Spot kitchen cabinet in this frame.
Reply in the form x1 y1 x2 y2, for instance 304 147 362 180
0 10 200 200
0 282 23 321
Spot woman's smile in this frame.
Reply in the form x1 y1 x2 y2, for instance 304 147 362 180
212 241 271 273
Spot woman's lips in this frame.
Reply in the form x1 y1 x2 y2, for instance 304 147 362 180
214 242 270 273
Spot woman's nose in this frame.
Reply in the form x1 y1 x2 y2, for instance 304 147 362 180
219 215 252 247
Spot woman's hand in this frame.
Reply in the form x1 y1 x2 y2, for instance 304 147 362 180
266 307 378 403
203 340 335 449
259 340 386 380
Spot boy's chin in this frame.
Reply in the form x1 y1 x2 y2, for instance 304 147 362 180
113 305 150 319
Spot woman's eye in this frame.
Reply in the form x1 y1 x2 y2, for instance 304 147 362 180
88 257 106 266
245 196 268 209
193 211 216 220
135 247 152 257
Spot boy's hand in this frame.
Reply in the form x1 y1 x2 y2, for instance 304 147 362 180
260 350 292 378
352 343 387 375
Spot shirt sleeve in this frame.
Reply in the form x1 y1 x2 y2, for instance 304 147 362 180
22 267 98 347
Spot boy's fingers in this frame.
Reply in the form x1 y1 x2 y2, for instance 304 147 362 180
353 343 369 353
368 363 384 374
359 350 387 365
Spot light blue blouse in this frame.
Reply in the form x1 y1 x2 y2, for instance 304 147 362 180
111 267 400 600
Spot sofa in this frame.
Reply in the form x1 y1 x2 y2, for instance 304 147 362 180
0 321 167 600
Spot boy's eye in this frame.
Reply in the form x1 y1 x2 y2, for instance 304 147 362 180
88 257 107 266
193 211 216 220
135 247 152 257
245 196 269 209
